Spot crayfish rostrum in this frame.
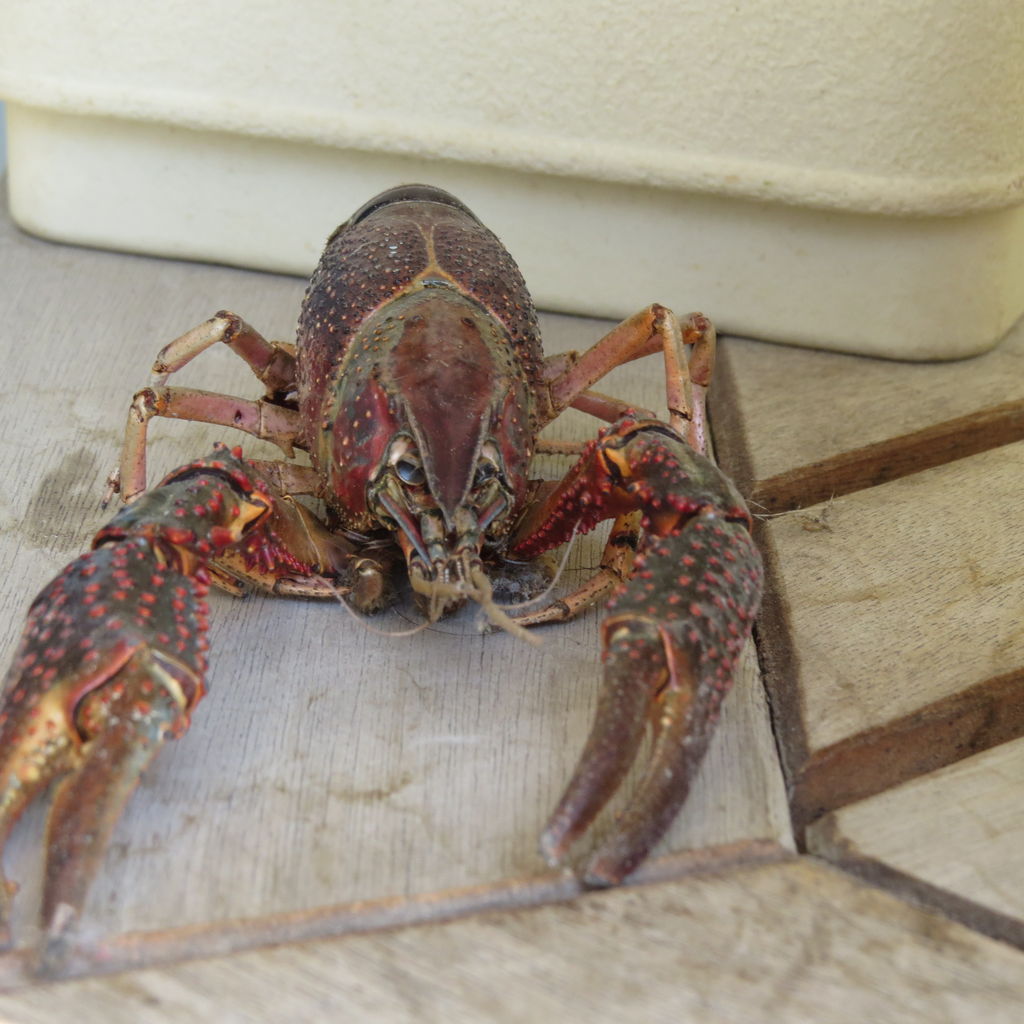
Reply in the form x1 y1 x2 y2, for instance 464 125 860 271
0 185 762 960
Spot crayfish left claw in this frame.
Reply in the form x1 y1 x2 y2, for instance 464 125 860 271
517 419 764 885
540 614 722 886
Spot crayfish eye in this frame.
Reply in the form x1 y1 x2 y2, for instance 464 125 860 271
473 442 504 490
473 463 497 487
395 457 426 486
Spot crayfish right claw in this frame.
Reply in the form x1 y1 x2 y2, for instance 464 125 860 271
0 444 283 950
0 542 207 953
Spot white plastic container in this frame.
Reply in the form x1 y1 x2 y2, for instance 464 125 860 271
2 0 1023 359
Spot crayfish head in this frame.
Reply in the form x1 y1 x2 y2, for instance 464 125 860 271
338 286 536 636
365 432 536 642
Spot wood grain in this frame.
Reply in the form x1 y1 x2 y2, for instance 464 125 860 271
711 323 1024 507
787 665 1024 827
767 442 1024 749
0 840 790 988
756 442 1024 828
749 399 1024 514
0 197 789 960
807 738 1024 948
709 296 1024 848
5 857 1024 1023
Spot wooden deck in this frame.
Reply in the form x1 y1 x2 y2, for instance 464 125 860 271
1 187 1023 1020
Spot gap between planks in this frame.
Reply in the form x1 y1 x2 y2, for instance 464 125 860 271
788 666 1024 830
751 487 1024 845
749 399 1024 514
808 816 1024 952
0 840 791 991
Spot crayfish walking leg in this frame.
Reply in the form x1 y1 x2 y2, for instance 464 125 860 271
510 418 763 885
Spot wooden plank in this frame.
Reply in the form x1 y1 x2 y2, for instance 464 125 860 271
807 738 1024 948
782 668 1024 830
711 321 1024 512
5 857 1024 1023
0 841 789 988
756 442 1024 826
748 399 1024 514
0 197 790 960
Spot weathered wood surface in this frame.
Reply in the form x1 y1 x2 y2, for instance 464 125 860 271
710 316 1024 839
712 322 1024 514
0 196 789 967
6 857 1024 1024
807 738 1024 948
760 442 1024 824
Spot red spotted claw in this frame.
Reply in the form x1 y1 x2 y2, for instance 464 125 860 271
511 419 763 884
0 445 317 959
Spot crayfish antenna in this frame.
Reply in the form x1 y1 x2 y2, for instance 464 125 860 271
322 577 434 639
491 526 580 615
466 564 541 646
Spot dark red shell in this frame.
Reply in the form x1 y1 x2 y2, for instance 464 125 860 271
296 186 543 530
3 538 209 732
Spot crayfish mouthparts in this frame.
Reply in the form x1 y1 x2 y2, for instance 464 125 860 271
407 552 539 646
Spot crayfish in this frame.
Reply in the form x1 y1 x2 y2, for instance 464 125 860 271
0 185 762 961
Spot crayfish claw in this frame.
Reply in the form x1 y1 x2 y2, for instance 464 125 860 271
39 651 187 948
538 621 660 869
0 445 281 946
581 644 708 887
541 619 716 886
0 546 202 950
526 421 763 884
